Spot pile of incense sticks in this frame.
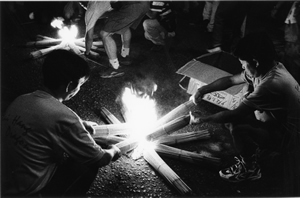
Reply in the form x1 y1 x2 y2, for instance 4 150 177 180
92 101 221 195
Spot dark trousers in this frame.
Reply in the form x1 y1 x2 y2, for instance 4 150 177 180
228 114 283 158
211 1 248 51
39 158 99 198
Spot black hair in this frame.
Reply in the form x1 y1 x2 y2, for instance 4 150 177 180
42 49 90 90
233 32 278 75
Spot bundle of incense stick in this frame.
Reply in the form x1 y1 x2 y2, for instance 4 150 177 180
143 147 193 195
93 123 134 138
154 144 220 165
155 100 195 128
115 138 139 154
94 135 125 145
93 107 126 145
27 37 103 48
30 44 63 59
68 41 81 55
37 35 56 40
26 38 62 47
76 45 100 56
99 107 122 124
28 36 104 59
146 114 190 141
74 40 101 51
154 130 210 145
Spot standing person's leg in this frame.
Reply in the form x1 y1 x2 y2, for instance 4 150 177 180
208 1 236 52
207 1 219 32
202 1 212 22
143 19 166 46
120 28 131 58
100 30 119 69
85 27 94 56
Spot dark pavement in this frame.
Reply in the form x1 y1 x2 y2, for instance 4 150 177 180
1 1 287 197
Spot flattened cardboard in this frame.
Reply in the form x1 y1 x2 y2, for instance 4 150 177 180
177 51 245 110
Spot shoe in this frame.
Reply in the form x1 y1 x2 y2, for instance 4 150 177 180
219 155 261 182
207 46 221 53
100 68 124 78
118 55 132 66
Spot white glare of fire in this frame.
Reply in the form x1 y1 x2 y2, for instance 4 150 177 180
50 17 64 29
121 87 157 140
131 140 157 160
58 25 78 41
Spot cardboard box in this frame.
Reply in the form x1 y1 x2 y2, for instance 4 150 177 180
177 51 245 110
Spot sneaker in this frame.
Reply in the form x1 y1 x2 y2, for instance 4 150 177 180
219 155 261 182
100 68 124 78
207 46 221 53
118 55 132 66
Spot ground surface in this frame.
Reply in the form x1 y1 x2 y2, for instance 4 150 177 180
1 2 287 197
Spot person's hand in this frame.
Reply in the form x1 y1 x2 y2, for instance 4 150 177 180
190 88 203 105
189 111 204 125
83 120 98 135
84 51 91 57
108 144 121 161
160 32 166 40
167 32 176 38
254 110 273 122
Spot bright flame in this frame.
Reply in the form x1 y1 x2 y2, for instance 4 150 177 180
121 84 158 151
120 82 158 159
131 140 157 160
50 17 64 29
121 86 157 136
58 25 78 41
51 17 78 41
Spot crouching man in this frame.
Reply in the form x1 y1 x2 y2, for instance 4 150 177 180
190 32 300 196
2 49 121 197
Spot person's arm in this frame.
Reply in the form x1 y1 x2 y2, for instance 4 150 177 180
95 144 121 167
191 73 245 105
82 120 98 135
191 102 254 124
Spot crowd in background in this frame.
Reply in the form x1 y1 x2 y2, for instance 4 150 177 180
8 1 299 82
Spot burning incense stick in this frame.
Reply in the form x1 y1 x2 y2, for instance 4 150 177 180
154 144 220 165
143 147 193 195
146 114 190 141
154 130 210 145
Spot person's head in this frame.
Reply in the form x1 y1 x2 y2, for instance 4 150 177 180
42 49 90 101
233 32 278 78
